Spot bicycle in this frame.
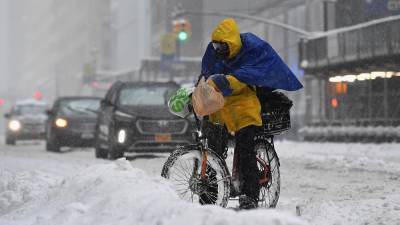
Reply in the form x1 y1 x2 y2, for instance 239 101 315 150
161 91 291 208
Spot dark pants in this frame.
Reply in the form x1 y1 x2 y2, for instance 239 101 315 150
199 122 259 204
235 125 259 201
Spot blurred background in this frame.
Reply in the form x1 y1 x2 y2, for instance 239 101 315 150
1 0 400 142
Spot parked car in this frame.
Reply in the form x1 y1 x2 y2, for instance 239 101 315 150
45 96 101 152
4 99 47 145
95 81 195 159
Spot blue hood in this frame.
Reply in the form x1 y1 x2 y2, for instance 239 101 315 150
201 33 303 91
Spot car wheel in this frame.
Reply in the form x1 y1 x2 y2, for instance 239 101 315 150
95 142 108 159
107 144 124 160
46 133 60 152
5 136 16 145
106 128 124 160
94 128 107 158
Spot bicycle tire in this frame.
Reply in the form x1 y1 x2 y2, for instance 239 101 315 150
255 136 281 208
161 145 231 207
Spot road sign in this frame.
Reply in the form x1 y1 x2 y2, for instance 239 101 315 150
161 33 177 55
82 63 95 84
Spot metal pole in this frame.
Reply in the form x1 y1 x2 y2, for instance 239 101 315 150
319 78 323 122
176 39 181 61
305 76 313 124
368 80 372 122
283 12 289 61
176 10 311 37
384 77 388 123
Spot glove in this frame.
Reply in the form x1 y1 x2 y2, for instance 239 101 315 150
209 74 233 96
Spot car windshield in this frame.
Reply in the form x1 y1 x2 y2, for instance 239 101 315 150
118 86 177 106
13 104 46 115
59 99 100 116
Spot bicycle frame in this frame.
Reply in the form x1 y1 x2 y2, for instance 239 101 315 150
189 104 275 188
190 106 211 181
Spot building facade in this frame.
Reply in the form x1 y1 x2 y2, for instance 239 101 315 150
299 0 400 142
107 0 150 72
0 0 9 133
0 0 9 98
5 0 112 102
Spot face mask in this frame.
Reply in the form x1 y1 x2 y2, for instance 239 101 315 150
212 41 230 59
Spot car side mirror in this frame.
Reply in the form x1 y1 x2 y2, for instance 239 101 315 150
4 113 10 119
101 99 114 108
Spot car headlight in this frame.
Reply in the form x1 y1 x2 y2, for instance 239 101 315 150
55 118 68 128
117 129 127 144
8 120 21 131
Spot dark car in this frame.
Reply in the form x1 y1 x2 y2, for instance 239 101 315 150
4 99 47 145
45 96 101 152
95 81 195 159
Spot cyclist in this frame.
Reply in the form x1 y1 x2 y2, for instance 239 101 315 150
197 18 303 209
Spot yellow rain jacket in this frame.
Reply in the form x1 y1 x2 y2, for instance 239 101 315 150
207 18 262 133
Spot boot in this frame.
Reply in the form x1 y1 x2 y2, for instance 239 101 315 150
239 195 258 209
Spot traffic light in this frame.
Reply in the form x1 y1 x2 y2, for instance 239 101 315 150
34 91 43 100
178 31 188 41
331 98 339 108
172 19 191 42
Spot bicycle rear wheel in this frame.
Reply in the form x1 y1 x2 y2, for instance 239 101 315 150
255 137 281 208
161 145 231 207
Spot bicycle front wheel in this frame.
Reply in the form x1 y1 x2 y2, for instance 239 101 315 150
255 137 281 208
161 145 231 207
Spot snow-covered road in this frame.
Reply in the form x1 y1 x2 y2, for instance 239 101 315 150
0 139 399 225
276 141 400 225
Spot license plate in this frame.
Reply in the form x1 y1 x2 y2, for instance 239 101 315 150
155 134 171 142
81 133 94 139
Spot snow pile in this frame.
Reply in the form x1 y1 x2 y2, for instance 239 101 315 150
0 158 307 225
0 170 63 216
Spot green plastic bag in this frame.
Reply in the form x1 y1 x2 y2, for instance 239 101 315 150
168 87 192 118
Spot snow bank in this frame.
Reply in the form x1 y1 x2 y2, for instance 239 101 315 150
0 170 63 216
0 158 307 225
